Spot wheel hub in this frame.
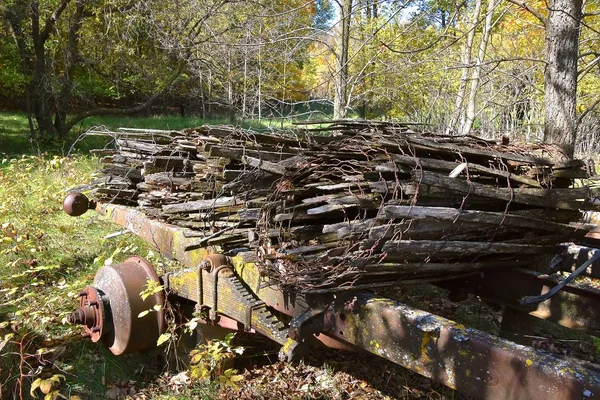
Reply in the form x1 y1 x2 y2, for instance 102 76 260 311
67 256 165 355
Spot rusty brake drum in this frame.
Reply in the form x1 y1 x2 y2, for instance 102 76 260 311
68 256 166 355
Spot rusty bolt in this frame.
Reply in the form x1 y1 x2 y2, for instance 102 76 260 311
67 305 97 329
199 260 211 271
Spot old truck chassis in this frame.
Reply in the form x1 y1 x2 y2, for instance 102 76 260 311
65 195 600 400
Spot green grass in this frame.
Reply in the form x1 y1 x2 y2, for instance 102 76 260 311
0 111 282 156
77 114 268 131
0 154 160 398
0 111 32 155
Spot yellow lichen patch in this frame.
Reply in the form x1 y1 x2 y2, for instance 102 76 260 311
170 229 212 266
167 271 199 301
280 338 297 355
232 255 259 289
420 333 432 365
369 340 381 350
526 359 533 366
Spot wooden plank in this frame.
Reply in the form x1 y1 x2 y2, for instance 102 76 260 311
413 170 598 210
301 193 346 206
395 135 556 166
242 156 287 175
307 204 355 215
328 195 380 208
209 145 296 162
383 205 584 234
378 154 543 187
162 196 242 214
381 240 557 255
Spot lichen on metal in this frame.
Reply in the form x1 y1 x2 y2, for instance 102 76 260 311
165 257 288 345
97 203 211 267
319 292 600 400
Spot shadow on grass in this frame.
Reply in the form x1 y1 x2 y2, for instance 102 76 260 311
65 339 168 398
0 330 168 399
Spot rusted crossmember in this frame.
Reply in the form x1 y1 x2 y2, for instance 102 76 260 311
94 202 600 400
440 268 600 335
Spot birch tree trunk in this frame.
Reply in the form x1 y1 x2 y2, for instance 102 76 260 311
227 51 235 123
333 0 353 119
460 0 497 135
544 0 583 158
446 0 482 134
258 49 263 121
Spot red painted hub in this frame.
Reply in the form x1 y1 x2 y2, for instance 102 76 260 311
67 285 107 342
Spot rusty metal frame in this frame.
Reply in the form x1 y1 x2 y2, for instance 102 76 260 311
440 268 600 335
94 202 600 400
318 291 600 400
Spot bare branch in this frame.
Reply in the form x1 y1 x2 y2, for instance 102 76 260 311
62 61 185 132
578 97 600 125
40 0 71 41
578 56 600 80
505 0 546 26
445 57 546 69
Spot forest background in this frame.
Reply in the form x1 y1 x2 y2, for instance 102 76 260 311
1 1 600 398
2 0 599 157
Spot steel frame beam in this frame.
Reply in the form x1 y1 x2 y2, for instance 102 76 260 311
318 291 600 400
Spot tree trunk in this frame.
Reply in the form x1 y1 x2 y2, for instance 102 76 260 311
258 50 262 121
460 0 497 135
446 0 481 134
227 52 235 124
31 70 58 137
242 32 249 119
333 0 353 119
544 0 582 158
207 69 213 118
199 71 206 119
29 1 58 137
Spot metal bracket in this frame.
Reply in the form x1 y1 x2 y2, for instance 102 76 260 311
288 307 326 341
209 264 234 321
278 337 310 362
196 263 204 314
245 300 266 332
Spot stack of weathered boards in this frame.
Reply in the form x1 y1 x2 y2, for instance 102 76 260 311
88 121 599 292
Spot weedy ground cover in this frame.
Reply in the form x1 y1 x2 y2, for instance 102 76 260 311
0 153 166 398
0 112 294 399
